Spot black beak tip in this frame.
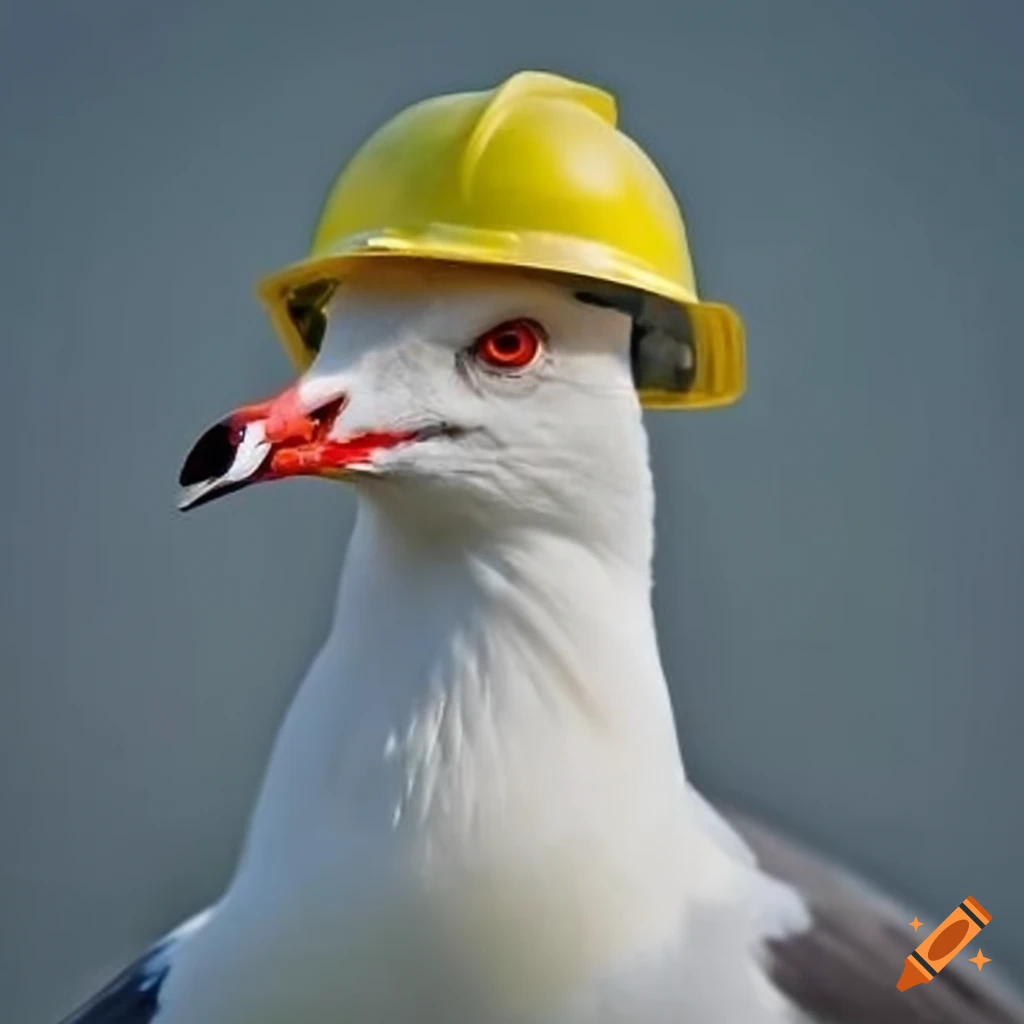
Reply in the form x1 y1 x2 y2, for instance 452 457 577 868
179 421 237 488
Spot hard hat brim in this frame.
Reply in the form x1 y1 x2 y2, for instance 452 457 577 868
257 226 745 410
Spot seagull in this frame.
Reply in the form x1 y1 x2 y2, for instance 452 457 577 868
57 259 1024 1023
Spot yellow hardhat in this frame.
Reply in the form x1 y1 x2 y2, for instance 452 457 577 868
258 71 745 409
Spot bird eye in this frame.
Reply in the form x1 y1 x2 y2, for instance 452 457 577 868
472 319 544 372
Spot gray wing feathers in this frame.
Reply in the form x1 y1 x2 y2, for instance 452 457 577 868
724 807 1024 1024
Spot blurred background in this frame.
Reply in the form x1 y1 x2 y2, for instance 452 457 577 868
1 0 1022 1019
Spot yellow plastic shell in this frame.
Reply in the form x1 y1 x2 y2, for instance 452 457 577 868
257 71 746 409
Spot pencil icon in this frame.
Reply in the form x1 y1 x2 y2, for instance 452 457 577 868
897 897 992 991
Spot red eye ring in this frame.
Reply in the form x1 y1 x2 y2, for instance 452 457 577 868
472 319 544 371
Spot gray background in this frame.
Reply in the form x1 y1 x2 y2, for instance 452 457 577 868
2 0 1021 1019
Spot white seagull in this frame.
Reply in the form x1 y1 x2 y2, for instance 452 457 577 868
59 260 1024 1024
56 71 1023 1024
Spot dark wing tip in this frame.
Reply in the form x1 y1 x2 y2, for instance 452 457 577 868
57 909 212 1024
57 945 170 1024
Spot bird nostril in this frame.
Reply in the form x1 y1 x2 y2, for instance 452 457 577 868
179 421 239 487
304 397 347 442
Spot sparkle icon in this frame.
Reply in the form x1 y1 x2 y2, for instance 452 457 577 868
969 950 992 972
909 917 923 932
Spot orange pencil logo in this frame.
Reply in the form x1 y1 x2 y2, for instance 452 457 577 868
897 896 992 991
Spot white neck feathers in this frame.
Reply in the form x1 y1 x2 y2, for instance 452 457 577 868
244 500 685 863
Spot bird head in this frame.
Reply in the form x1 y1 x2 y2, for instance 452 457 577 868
178 262 664 543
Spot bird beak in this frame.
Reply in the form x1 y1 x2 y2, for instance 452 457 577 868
176 380 417 511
